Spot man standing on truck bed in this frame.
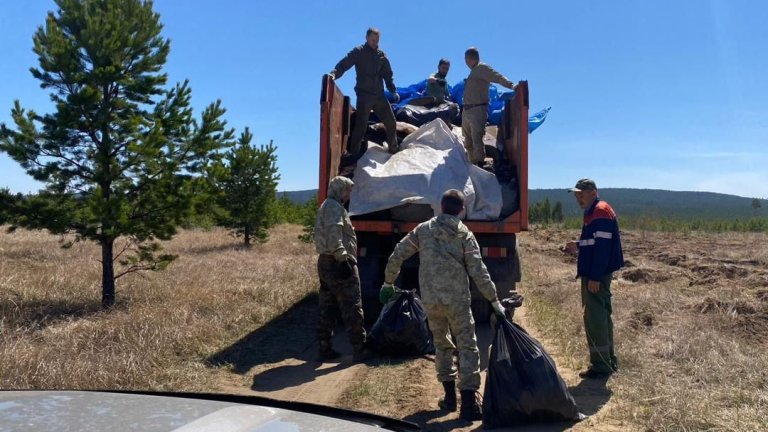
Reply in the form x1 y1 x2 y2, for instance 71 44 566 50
329 27 400 162
462 47 517 167
380 189 506 421
314 176 371 363
563 178 624 379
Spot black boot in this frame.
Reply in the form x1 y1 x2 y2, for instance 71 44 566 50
437 381 457 411
316 341 340 362
352 345 373 363
459 390 482 421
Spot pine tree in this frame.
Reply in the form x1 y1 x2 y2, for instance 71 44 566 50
552 201 564 222
0 0 233 307
211 129 279 246
541 198 552 224
0 189 18 225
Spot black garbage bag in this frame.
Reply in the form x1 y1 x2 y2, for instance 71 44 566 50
395 102 460 127
482 319 583 428
368 290 435 356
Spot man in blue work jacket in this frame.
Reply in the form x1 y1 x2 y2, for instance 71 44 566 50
563 178 624 379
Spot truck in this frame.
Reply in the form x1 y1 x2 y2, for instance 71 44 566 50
318 75 529 323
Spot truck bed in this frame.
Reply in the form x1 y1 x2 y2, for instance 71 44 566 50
319 74 529 232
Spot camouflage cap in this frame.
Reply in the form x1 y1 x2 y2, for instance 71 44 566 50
568 178 597 192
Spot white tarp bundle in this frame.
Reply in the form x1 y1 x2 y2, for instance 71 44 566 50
349 119 502 220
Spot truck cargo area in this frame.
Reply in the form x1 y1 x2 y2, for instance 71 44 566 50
319 75 529 323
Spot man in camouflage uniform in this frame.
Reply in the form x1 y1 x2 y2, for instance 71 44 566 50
462 47 517 167
314 176 371 362
381 189 505 421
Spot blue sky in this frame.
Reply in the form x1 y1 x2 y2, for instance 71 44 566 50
1 0 766 198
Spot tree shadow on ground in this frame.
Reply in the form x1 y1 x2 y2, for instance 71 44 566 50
207 294 322 373
1 298 102 331
208 292 375 393
181 243 253 256
250 360 349 392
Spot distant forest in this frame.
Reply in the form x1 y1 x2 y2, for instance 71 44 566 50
281 188 767 221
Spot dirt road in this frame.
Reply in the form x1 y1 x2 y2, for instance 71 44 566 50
210 225 768 430
211 280 625 431
209 296 368 406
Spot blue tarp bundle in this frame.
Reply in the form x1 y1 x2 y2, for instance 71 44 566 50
384 80 550 133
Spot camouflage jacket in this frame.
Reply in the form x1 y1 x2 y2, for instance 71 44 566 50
314 178 357 262
384 214 497 306
463 62 514 105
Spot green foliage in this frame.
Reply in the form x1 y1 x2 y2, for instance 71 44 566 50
552 201 563 222
0 0 233 306
209 129 279 246
560 215 768 233
175 176 226 230
529 198 562 225
536 196 768 233
265 192 317 243
0 189 20 225
298 196 318 243
530 188 768 220
269 195 312 225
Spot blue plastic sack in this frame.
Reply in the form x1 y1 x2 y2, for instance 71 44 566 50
385 79 550 132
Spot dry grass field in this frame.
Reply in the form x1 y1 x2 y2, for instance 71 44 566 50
0 225 316 391
2 224 767 431
520 228 768 431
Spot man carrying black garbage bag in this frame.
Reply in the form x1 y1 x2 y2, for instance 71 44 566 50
368 288 434 356
380 189 506 421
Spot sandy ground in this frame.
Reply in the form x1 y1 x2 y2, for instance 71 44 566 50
212 291 627 431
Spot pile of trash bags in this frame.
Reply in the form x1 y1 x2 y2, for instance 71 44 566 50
482 318 584 428
383 79 550 132
367 290 434 356
395 102 460 128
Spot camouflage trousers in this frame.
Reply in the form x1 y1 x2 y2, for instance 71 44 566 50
461 104 489 164
317 255 366 349
423 302 480 391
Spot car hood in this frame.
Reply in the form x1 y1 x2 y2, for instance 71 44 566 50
0 391 411 432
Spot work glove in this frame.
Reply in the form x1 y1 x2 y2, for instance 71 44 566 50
328 71 336 80
380 283 396 304
391 92 400 103
491 300 506 319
